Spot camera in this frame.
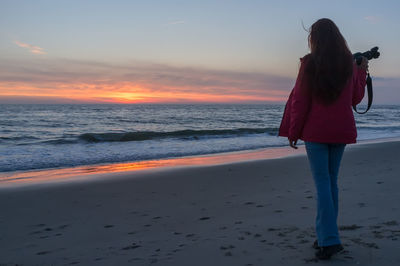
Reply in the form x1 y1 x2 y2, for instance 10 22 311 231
353 46 380 65
352 47 380 114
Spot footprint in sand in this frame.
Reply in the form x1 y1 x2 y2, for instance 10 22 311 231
58 224 70 229
30 224 70 236
35 223 46 227
304 258 319 263
241 231 252 236
121 243 141 250
36 248 65 255
104 225 114 228
339 224 363 231
220 245 235 250
383 220 399 226
370 225 382 229
352 238 379 249
36 250 51 255
298 239 309 244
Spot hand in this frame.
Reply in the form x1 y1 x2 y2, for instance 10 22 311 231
358 56 369 71
289 139 298 149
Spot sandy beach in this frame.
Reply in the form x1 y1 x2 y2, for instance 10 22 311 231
1 141 399 265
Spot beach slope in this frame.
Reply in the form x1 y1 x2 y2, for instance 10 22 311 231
1 141 399 265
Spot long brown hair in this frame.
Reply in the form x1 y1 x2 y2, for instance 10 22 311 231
304 18 353 104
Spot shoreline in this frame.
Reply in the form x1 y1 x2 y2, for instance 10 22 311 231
0 144 305 188
1 137 400 188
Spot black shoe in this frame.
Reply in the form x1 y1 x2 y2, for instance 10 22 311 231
315 244 344 260
312 239 320 250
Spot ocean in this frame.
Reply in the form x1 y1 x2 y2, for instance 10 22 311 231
1 104 399 173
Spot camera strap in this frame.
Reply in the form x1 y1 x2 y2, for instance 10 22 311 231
353 71 373 114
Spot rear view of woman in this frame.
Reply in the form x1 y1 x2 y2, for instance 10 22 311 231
279 18 368 260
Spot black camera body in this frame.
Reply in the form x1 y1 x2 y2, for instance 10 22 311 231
353 46 380 65
352 46 380 114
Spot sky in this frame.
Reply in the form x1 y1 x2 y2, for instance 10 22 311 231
0 0 399 104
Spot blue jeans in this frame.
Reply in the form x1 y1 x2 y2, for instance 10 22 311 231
305 142 346 247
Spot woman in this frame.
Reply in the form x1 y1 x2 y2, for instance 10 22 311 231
279 18 368 260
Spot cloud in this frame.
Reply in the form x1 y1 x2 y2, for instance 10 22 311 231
15 41 46 55
3 57 398 104
0 57 294 103
364 16 380 24
0 95 94 104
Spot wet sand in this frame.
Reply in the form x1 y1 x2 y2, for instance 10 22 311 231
0 141 399 265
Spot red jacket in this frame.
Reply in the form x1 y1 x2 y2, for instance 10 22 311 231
279 56 367 144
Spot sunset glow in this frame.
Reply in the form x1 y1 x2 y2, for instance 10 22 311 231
0 82 288 104
0 145 305 186
0 56 292 103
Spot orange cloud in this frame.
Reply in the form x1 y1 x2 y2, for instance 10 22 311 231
15 41 46 55
0 82 288 104
0 58 293 104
